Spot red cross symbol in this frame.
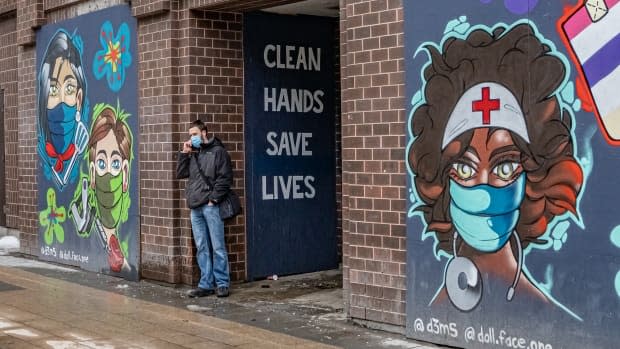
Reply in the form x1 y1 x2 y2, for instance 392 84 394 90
472 87 500 125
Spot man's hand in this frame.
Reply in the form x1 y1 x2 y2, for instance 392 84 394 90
182 141 192 153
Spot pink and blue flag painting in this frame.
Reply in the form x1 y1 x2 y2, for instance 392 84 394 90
562 0 620 144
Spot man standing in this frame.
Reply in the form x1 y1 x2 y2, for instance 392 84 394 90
177 120 232 298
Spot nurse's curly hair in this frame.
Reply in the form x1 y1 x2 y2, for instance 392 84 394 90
408 23 583 254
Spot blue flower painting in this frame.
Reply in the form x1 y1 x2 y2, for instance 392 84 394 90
93 21 131 92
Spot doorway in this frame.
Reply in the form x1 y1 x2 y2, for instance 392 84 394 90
243 11 340 280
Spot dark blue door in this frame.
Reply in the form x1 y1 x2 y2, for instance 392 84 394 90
243 12 338 280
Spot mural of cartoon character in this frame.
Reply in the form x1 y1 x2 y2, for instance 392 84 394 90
38 30 89 189
407 22 583 313
70 103 133 274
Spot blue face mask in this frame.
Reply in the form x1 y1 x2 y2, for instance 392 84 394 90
449 173 526 252
191 135 202 148
47 102 78 153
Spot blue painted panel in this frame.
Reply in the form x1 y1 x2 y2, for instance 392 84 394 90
405 1 620 348
36 5 139 280
244 12 337 280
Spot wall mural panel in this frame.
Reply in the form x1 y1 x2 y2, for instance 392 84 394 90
36 5 139 280
405 0 619 348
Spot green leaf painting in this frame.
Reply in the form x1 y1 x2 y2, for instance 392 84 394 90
39 188 66 245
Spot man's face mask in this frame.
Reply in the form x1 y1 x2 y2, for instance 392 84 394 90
191 135 202 148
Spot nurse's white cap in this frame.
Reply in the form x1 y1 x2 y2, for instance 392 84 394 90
441 82 530 149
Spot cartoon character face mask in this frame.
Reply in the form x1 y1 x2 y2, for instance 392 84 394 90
95 172 124 229
47 102 78 154
449 172 526 252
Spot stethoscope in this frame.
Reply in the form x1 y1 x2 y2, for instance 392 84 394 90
445 230 523 311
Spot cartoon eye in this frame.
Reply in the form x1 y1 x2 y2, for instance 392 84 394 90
452 163 476 180
65 84 76 95
97 159 106 171
111 159 121 171
493 162 519 180
49 85 59 96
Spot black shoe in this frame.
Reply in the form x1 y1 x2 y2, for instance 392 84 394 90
216 286 229 298
187 288 215 298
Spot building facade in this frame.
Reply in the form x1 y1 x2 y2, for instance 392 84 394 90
1 0 619 348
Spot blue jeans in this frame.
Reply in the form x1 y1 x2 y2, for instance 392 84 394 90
190 203 230 289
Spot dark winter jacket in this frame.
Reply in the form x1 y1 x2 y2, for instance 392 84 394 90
176 137 233 209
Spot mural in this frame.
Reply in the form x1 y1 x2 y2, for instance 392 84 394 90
37 29 89 190
36 5 139 280
558 0 620 145
405 1 619 348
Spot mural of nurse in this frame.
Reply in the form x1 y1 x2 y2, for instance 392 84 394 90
70 102 133 274
407 22 584 313
37 29 89 189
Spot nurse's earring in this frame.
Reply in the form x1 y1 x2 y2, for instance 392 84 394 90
445 232 482 312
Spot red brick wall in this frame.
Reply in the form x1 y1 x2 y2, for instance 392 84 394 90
45 0 86 12
131 0 169 18
0 9 19 230
16 45 38 255
138 5 246 284
340 0 407 327
16 0 43 46
177 9 246 281
13 1 41 256
137 7 184 283
0 0 16 15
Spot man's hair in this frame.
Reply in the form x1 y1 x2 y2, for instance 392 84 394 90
191 119 208 133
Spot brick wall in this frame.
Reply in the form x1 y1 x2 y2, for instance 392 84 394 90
176 9 245 281
16 45 38 255
340 0 407 327
15 2 43 256
16 0 43 46
137 4 246 284
137 6 184 283
0 9 19 230
0 0 16 15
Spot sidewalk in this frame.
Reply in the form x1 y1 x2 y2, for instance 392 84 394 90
0 255 446 349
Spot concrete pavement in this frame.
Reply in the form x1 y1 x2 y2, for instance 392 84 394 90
0 263 340 348
0 254 446 349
